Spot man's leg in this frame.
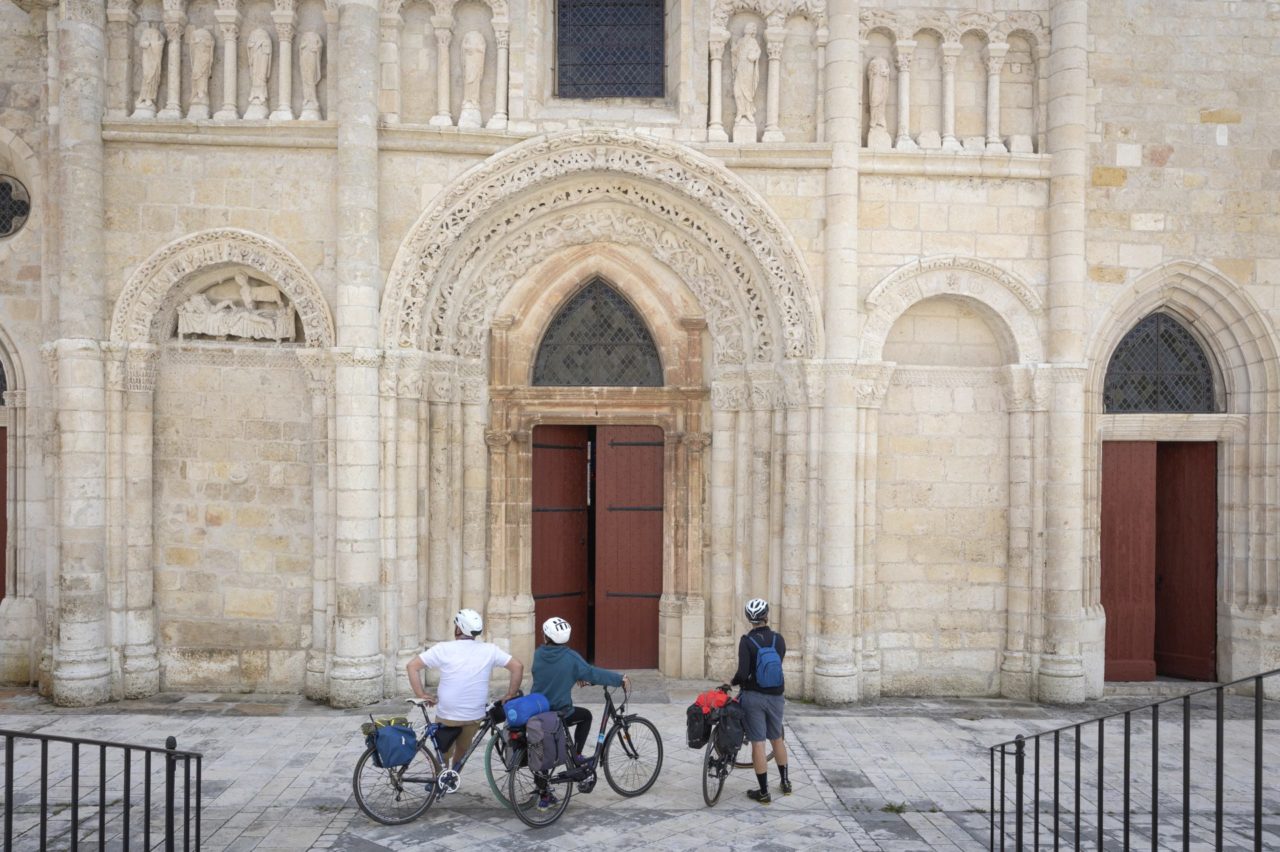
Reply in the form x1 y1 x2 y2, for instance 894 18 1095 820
764 695 791 794
740 692 771 802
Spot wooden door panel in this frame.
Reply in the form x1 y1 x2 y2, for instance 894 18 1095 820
1101 441 1157 681
532 425 591 659
0 428 5 603
594 425 663 669
1155 442 1217 681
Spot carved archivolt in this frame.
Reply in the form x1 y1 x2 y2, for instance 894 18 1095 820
110 228 335 348
382 129 819 360
382 0 508 21
862 255 1044 364
436 189 771 365
711 0 826 29
859 8 1047 46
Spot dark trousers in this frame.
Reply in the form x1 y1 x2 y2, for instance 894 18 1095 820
562 706 593 755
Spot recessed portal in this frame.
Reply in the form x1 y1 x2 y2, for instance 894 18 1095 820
531 424 663 668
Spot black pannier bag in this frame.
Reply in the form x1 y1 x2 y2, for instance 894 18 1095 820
714 700 746 758
686 703 712 749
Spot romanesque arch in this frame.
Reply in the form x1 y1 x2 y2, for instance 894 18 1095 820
109 228 334 347
381 128 820 360
1083 260 1280 689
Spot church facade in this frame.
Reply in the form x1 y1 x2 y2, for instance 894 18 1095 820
0 0 1277 707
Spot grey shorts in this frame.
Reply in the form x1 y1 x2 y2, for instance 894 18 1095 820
739 690 785 742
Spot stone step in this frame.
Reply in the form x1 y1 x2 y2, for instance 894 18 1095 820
1103 679 1220 701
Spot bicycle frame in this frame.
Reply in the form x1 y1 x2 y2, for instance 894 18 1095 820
409 702 498 774
579 686 635 768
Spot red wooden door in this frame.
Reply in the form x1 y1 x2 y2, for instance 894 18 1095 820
594 425 663 669
0 428 6 603
531 425 591 658
1101 441 1157 680
1155 442 1217 680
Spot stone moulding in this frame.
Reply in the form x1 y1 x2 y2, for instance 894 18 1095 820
381 128 820 361
109 228 335 348
862 254 1044 365
711 0 827 30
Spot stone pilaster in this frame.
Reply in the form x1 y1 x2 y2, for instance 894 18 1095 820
892 39 916 151
985 42 1009 153
487 24 509 129
270 1 297 121
429 16 453 127
813 0 860 705
121 345 160 698
761 26 785 142
213 8 241 120
104 0 133 118
940 44 962 151
376 13 401 123
1038 0 1090 704
329 0 384 708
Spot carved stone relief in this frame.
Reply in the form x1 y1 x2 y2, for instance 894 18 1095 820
176 271 296 343
383 130 819 361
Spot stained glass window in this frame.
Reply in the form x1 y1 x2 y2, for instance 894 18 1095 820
0 175 31 239
556 0 665 99
533 279 663 387
1103 312 1216 413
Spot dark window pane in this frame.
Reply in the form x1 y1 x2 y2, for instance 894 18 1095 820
0 175 31 239
557 0 664 98
533 279 663 387
1103 312 1216 413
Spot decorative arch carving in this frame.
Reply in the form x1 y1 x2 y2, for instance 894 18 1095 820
435 190 766 365
711 0 826 29
858 8 1045 46
862 255 1044 364
381 129 819 360
109 228 335 347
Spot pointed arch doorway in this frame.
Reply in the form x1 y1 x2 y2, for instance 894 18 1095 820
487 263 710 674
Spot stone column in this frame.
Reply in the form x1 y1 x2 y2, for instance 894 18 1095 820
708 377 743 675
104 0 134 118
158 6 187 119
377 13 400 123
429 16 453 127
329 0 384 708
892 39 916 151
985 41 1008 153
814 28 827 141
487 23 509 129
394 354 424 688
707 30 728 142
122 346 160 698
213 9 240 120
814 0 861 705
761 26 785 142
1039 0 1089 704
298 349 334 701
940 43 961 151
270 2 297 121
852 364 891 699
325 6 339 117
50 0 110 707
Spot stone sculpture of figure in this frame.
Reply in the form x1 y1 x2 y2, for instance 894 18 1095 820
299 31 324 120
866 55 893 150
458 30 487 128
246 27 273 119
133 24 166 117
731 23 761 125
187 28 215 119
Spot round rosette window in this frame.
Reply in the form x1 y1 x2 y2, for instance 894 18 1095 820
0 175 32 239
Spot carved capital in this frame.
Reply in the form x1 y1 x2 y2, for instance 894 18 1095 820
164 16 185 39
125 345 161 393
708 37 725 58
272 0 295 12
485 428 511 449
684 432 711 452
853 363 894 409
711 377 747 411
271 9 296 39
766 39 784 61
493 25 509 47
60 0 104 25
3 390 27 408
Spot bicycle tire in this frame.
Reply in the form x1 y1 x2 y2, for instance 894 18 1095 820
507 751 573 828
701 740 726 807
352 743 440 825
601 715 663 797
483 734 514 810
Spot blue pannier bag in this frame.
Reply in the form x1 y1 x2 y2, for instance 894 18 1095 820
374 724 418 768
750 633 784 690
504 692 551 727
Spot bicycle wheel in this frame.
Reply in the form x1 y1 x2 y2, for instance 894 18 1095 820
701 740 726 807
601 715 663 797
508 753 573 828
352 743 440 825
484 734 515 810
733 731 776 769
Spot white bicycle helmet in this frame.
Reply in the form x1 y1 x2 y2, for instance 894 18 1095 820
454 608 484 637
744 598 769 624
543 617 572 645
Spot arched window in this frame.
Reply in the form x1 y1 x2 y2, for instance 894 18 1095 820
1103 312 1216 413
533 279 663 387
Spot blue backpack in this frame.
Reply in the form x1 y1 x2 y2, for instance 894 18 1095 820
750 634 784 690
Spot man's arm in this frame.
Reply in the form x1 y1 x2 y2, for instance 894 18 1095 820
405 656 436 703
501 657 523 701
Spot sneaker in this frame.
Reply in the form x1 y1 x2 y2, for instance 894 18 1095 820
537 791 558 811
780 779 793 796
747 788 772 805
572 754 590 767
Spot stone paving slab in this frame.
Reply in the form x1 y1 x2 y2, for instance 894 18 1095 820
1 680 1277 850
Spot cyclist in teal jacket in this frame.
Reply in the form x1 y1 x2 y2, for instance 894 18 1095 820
532 617 632 758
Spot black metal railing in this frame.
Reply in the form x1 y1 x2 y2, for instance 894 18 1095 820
2 728 201 851
989 668 1277 850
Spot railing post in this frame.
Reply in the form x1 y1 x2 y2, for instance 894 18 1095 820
1256 676 1264 852
990 747 996 850
165 736 177 852
4 733 13 850
1015 735 1025 850
1215 688 1224 850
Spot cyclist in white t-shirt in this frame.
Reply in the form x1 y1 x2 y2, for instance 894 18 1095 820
406 608 524 769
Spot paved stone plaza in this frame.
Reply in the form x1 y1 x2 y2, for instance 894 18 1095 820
2 677 1278 851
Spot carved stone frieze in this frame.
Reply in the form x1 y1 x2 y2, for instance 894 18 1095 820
162 342 304 372
295 347 334 394
383 130 818 362
125 345 161 393
331 348 382 369
711 377 748 411
176 272 295 343
711 0 826 30
111 229 335 348
860 8 1047 49
484 428 511 449
851 363 894 409
441 199 759 365
891 366 1004 389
